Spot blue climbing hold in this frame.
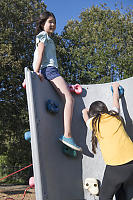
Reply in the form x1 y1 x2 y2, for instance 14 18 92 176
24 131 31 143
46 99 59 113
118 86 124 98
111 85 124 98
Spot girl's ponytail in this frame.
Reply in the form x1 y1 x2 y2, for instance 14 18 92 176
88 101 123 154
91 113 101 154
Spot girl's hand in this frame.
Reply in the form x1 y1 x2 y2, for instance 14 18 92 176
112 82 120 111
35 72 44 81
112 82 120 92
82 108 89 115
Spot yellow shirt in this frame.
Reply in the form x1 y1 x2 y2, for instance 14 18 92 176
86 113 133 166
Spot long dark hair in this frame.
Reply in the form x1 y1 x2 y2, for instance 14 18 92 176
88 101 123 154
35 11 56 35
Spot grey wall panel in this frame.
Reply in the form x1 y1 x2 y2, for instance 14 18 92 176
25 68 133 200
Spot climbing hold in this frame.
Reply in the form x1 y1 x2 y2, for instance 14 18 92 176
111 85 124 98
118 86 124 98
68 84 82 94
22 79 26 89
46 99 59 113
74 84 82 94
63 145 77 157
24 131 31 143
68 85 75 93
29 177 35 188
84 178 99 195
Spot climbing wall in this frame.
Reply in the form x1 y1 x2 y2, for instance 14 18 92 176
25 67 133 200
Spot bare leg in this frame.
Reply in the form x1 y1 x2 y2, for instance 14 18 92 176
50 76 74 138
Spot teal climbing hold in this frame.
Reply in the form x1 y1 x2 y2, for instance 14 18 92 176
24 131 31 143
63 144 77 157
111 85 124 98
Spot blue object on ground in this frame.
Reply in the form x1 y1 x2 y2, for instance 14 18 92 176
46 99 59 113
111 85 124 98
24 131 31 143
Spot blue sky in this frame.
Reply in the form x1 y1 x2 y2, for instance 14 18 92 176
44 0 132 34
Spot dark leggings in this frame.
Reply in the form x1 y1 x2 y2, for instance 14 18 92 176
99 160 133 200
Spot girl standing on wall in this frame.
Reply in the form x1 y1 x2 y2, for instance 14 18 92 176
82 82 133 199
33 11 81 151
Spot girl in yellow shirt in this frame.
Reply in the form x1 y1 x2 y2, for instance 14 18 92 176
82 82 133 200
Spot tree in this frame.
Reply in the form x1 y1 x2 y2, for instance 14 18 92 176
0 0 46 183
58 5 133 84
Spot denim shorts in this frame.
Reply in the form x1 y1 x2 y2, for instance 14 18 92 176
41 66 60 80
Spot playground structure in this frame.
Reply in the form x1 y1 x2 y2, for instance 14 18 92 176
25 67 133 200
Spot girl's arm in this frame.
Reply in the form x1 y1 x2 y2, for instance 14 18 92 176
34 42 45 81
112 82 120 111
82 108 89 123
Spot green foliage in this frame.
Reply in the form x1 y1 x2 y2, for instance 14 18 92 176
0 0 46 183
58 5 133 84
